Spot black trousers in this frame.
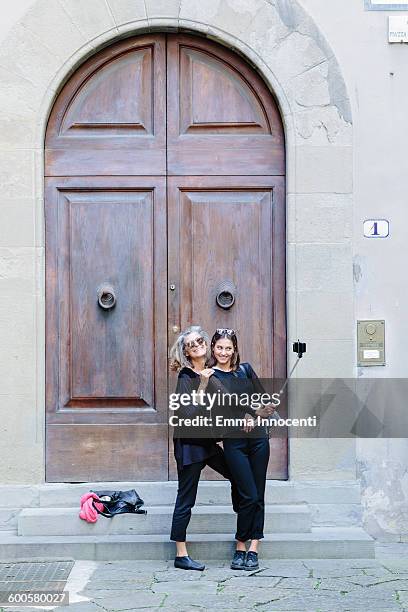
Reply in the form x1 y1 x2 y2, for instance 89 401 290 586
223 436 270 542
170 446 240 542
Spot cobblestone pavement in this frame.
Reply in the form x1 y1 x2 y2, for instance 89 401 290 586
2 544 408 611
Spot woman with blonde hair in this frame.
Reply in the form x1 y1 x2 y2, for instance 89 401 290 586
169 325 239 571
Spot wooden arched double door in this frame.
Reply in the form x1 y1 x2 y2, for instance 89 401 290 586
45 33 287 482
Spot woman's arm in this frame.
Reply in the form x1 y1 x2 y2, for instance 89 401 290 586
175 373 208 419
244 363 277 419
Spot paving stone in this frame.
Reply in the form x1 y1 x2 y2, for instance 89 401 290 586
98 559 170 570
382 560 408 574
277 576 341 591
256 560 311 577
164 591 243 609
83 578 151 591
153 568 203 581
242 590 341 611
303 558 384 578
87 589 164 609
220 575 282 591
6 552 408 612
151 579 218 594
345 575 408 588
53 604 103 612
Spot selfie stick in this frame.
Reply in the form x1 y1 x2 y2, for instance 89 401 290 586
278 340 306 396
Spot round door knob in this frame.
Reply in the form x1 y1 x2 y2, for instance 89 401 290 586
366 323 377 335
97 284 116 310
215 280 236 310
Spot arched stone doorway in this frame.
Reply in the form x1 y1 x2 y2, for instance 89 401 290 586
44 33 287 482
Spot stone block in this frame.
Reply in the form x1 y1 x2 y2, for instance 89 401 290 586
145 0 181 19
296 146 353 193
286 290 297 346
0 24 60 90
244 2 291 58
0 151 34 198
0 110 37 150
296 243 352 292
297 291 353 340
0 508 20 530
327 56 352 124
59 0 116 42
291 62 331 108
292 338 355 378
22 0 88 61
0 485 40 509
0 445 43 484
0 395 40 446
295 107 353 146
268 31 328 83
287 193 296 242
310 503 362 527
290 439 357 480
34 198 44 248
0 304 36 364
0 247 36 295
107 0 146 25
180 0 222 23
286 243 296 291
0 67 42 120
0 199 35 247
295 194 352 242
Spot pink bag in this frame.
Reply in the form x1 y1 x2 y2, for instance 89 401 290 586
79 492 104 523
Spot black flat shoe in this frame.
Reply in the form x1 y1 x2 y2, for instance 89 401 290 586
244 551 259 570
174 555 205 571
230 550 246 570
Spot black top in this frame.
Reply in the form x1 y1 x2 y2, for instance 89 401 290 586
209 362 268 438
172 367 220 469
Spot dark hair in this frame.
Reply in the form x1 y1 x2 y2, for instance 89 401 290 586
208 329 240 370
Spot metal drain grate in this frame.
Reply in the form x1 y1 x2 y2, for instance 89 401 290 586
0 561 74 593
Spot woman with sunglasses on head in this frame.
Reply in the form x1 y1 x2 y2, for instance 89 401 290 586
208 328 275 571
169 325 240 571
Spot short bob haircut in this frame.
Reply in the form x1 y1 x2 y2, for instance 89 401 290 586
208 329 240 371
169 325 211 372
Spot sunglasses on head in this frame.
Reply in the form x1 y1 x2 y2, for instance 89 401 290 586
216 328 236 336
184 336 206 349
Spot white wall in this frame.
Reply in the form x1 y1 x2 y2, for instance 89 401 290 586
300 0 408 539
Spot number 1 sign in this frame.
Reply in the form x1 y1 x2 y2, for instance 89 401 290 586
363 219 389 238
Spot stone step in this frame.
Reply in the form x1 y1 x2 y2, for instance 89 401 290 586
18 504 311 536
0 528 375 560
21 480 361 509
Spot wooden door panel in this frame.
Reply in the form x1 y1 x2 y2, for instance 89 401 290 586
45 177 168 481
47 424 168 482
168 176 287 480
167 34 285 176
45 35 166 177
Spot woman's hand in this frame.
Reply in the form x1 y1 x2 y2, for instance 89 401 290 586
242 413 255 433
198 368 215 391
254 404 275 419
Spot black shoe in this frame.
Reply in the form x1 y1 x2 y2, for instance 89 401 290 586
230 550 246 570
174 555 205 571
244 551 259 570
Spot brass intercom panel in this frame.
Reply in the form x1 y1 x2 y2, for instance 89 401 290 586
357 320 385 366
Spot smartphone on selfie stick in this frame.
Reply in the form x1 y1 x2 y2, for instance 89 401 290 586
278 340 307 395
